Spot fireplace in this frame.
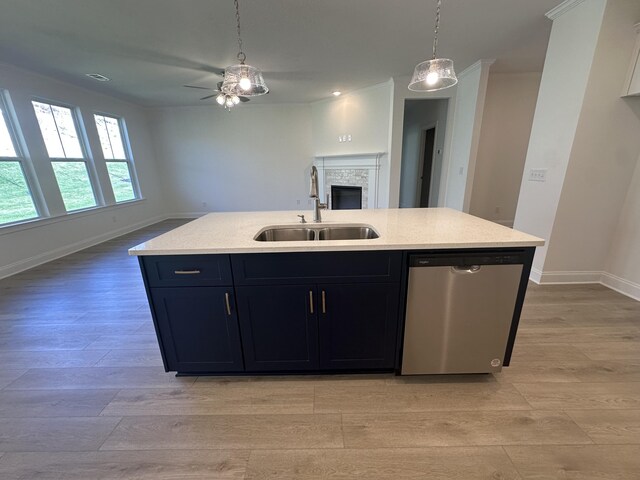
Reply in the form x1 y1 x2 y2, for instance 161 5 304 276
331 185 362 210
313 153 383 209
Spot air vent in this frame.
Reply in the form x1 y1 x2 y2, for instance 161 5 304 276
85 73 110 82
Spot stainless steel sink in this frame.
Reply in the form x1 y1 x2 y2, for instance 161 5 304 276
317 226 379 240
254 224 379 242
254 227 315 242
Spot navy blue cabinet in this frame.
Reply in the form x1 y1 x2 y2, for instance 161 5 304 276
318 283 400 370
235 285 319 371
150 287 244 373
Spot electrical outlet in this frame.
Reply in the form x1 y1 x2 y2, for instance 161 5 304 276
202 202 208 208
494 206 501 215
458 167 464 175
528 168 547 182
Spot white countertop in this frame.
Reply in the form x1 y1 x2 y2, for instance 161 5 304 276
128 208 544 256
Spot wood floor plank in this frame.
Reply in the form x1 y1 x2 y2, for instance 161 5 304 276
508 344 591 365
0 350 109 369
0 389 118 417
94 349 163 367
0 369 28 389
0 417 122 452
100 385 315 416
566 409 640 444
85 334 159 350
516 326 640 344
4 367 195 390
246 447 522 480
100 414 344 450
514 382 640 409
193 374 389 388
504 445 640 479
0 450 249 479
495 359 640 384
314 383 531 413
574 341 640 360
342 411 592 448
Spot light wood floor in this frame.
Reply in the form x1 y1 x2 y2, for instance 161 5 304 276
0 220 639 479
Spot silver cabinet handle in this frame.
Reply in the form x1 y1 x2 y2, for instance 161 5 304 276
309 290 314 314
321 290 326 314
174 269 201 275
225 292 232 316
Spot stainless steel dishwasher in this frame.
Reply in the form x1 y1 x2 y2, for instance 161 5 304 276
402 253 524 375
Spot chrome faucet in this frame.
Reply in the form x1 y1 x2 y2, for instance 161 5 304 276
309 166 327 222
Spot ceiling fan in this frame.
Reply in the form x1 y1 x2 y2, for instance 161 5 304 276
184 80 250 110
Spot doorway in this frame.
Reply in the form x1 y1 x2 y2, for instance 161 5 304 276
398 98 449 208
418 127 436 208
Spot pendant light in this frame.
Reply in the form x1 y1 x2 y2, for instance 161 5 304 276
408 0 457 92
221 0 269 97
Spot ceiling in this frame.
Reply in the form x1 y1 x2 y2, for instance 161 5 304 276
0 0 562 107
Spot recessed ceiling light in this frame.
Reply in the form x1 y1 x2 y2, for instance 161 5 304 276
85 73 110 82
332 91 341 96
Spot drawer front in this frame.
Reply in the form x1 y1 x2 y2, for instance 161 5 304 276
231 251 402 285
142 255 233 287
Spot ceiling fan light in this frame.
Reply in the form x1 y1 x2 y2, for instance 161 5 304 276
216 93 226 105
231 95 241 105
222 64 269 96
408 58 458 92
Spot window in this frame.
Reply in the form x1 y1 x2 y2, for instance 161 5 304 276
0 95 38 225
32 100 97 211
94 114 137 202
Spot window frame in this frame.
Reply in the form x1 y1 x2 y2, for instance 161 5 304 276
0 91 42 226
93 112 141 203
31 98 102 212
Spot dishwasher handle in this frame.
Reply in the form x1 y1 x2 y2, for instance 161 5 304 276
451 265 481 274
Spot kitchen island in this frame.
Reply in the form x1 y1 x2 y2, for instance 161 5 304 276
129 208 544 376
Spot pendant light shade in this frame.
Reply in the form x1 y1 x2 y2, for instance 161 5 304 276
221 63 269 96
408 58 457 92
408 0 457 93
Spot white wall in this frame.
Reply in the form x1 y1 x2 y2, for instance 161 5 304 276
513 0 607 274
399 99 449 208
151 103 313 214
470 72 541 226
606 152 640 299
0 63 165 278
543 0 640 278
444 60 493 212
311 81 393 207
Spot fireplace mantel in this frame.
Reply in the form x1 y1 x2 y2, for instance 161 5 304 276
314 152 385 209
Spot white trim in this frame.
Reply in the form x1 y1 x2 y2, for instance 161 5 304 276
529 267 543 284
530 269 640 302
457 59 495 79
546 0 588 20
601 272 640 302
0 198 147 235
0 213 168 280
537 270 602 284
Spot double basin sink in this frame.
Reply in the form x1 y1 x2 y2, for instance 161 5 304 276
255 224 379 242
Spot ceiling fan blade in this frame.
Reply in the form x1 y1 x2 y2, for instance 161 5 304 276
239 97 250 103
184 85 213 90
200 94 218 100
217 81 224 90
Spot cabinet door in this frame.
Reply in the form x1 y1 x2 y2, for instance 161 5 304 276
235 285 319 371
318 283 400 370
150 287 244 373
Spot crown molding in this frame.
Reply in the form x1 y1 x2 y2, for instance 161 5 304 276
458 59 496 79
546 0 588 20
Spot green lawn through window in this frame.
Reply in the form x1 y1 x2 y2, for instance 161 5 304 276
106 161 135 202
0 161 38 225
51 162 96 211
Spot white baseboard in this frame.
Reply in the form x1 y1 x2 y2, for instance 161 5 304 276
0 214 170 280
601 272 640 302
529 267 543 284
537 270 602 284
532 268 640 302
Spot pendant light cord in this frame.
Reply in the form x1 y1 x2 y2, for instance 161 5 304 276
432 0 441 60
234 0 246 63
